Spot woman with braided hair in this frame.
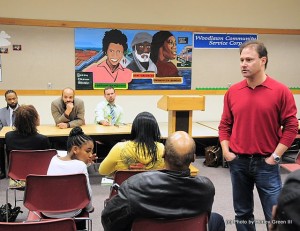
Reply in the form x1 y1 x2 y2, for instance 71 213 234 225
46 126 96 224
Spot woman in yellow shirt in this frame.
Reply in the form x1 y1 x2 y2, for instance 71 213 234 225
98 111 164 176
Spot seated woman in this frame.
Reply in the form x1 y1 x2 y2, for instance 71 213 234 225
5 104 51 187
5 104 51 157
45 126 95 219
99 111 165 176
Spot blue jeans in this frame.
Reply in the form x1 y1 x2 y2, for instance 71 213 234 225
209 212 225 231
228 155 282 231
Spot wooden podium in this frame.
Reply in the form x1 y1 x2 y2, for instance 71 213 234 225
157 95 205 136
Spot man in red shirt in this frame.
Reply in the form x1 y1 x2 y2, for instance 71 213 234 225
218 40 298 231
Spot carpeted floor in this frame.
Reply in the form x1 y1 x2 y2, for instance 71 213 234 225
0 157 290 231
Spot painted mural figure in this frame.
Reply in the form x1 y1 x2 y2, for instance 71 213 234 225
150 31 179 77
127 32 157 73
86 29 132 83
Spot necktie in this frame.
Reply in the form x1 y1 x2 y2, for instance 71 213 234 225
11 110 16 126
109 105 116 125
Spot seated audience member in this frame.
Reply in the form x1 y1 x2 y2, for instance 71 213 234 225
51 87 85 129
4 104 51 182
5 104 51 156
95 86 124 126
98 111 164 176
46 126 96 228
270 169 300 231
101 131 225 231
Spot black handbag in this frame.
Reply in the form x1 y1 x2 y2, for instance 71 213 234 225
204 145 223 167
0 203 23 222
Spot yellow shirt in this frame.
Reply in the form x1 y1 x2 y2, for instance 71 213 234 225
99 141 165 176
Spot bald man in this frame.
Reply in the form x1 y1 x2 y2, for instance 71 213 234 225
102 131 225 231
51 87 85 129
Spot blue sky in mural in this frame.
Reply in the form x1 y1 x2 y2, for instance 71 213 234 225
75 28 192 54
75 28 193 90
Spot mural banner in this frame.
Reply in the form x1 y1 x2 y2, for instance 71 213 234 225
75 29 193 90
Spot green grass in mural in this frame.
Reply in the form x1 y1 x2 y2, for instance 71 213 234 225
94 83 128 89
289 87 300 90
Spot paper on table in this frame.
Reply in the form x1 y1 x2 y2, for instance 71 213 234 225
101 177 113 186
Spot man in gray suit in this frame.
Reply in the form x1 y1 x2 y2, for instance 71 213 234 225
0 90 19 130
0 90 19 178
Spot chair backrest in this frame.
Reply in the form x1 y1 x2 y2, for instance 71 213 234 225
7 149 57 180
23 174 90 213
110 170 146 198
131 213 208 231
0 218 76 231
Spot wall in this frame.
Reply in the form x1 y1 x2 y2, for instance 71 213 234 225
0 0 300 29
0 0 299 124
0 94 299 125
0 25 299 89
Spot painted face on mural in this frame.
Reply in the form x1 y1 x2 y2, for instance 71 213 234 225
106 43 124 67
162 36 177 60
135 41 151 62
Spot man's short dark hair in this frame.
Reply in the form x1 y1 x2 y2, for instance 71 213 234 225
104 86 115 94
5 90 17 98
239 40 268 69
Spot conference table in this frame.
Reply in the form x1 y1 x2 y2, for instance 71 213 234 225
0 124 132 139
0 122 219 176
0 122 219 140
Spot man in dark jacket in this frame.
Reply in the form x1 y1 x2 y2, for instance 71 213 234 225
269 169 300 231
101 131 225 231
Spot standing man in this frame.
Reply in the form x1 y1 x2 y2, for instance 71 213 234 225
127 32 157 73
0 90 19 130
269 170 300 231
102 131 225 231
0 90 19 178
218 40 298 231
95 86 124 126
51 87 85 129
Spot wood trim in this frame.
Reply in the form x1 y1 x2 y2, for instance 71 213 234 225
1 89 299 96
1 17 300 35
0 89 210 96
